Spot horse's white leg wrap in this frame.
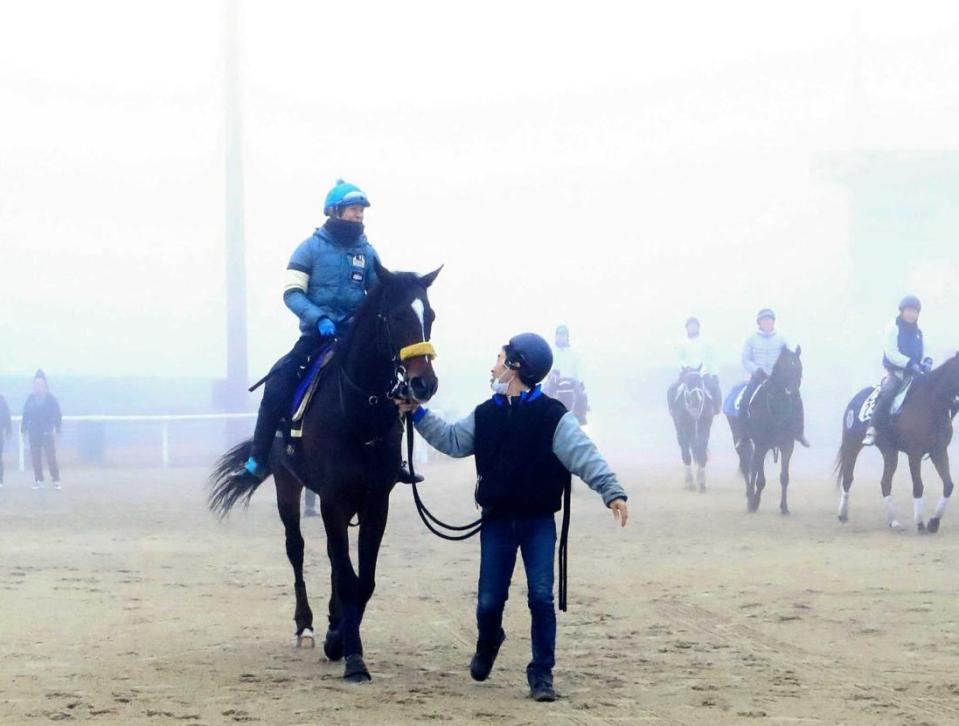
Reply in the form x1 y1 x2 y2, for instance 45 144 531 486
884 495 901 528
934 495 949 520
913 497 925 525
838 490 849 519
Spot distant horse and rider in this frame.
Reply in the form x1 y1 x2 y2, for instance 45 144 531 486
836 296 959 533
668 317 722 491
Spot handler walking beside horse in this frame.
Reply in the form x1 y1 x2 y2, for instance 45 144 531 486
396 333 628 702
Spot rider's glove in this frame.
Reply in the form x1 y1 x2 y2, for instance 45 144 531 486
908 362 925 376
921 357 934 373
316 317 336 338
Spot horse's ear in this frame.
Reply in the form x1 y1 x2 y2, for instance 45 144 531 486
795 345 802 357
373 256 392 281
419 265 444 289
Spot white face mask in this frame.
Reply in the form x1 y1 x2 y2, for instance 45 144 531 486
490 370 514 395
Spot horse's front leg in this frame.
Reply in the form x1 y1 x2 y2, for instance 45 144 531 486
779 440 794 515
674 419 694 489
927 447 954 534
355 494 390 644
694 417 711 492
908 452 927 533
275 470 314 646
748 446 767 513
320 501 366 681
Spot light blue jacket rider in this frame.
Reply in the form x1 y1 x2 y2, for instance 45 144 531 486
283 226 381 334
742 329 790 377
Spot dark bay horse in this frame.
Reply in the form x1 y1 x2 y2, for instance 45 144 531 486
668 367 714 491
210 262 441 682
836 353 959 533
727 347 804 513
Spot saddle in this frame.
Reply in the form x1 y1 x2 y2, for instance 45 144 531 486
722 381 764 417
289 345 336 439
856 378 914 425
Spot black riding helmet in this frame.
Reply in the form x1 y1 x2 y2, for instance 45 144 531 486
899 294 921 312
504 333 554 387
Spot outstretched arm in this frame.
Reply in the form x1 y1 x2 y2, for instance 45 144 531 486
552 412 628 525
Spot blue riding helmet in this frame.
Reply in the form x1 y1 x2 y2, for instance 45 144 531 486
324 179 371 216
504 333 554 386
555 324 569 336
756 308 776 323
899 295 921 312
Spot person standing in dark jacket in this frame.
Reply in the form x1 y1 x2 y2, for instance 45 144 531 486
0 393 11 487
396 333 629 702
22 370 62 490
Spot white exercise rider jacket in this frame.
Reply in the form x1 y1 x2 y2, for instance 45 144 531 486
675 335 718 376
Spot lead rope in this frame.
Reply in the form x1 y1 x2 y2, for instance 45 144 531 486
404 413 571 611
406 414 483 540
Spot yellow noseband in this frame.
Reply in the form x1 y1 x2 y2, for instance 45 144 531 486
399 341 437 361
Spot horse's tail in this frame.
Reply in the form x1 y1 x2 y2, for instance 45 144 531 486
208 439 262 518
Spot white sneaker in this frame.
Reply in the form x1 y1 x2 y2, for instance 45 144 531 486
32 481 42 490
862 427 876 447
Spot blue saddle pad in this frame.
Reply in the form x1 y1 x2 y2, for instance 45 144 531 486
291 343 334 417
723 382 748 417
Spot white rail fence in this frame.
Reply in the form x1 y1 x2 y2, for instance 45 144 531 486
7 411 431 472
10 413 255 471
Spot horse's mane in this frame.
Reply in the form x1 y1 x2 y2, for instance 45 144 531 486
927 353 959 393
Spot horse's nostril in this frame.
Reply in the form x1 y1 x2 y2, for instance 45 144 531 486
410 377 437 401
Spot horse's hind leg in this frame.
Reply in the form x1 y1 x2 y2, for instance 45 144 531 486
908 452 927 533
837 437 862 522
880 448 902 529
779 441 794 515
275 469 314 645
928 448 954 534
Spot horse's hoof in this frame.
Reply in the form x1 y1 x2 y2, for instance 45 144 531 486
698 485 707 493
323 629 344 662
889 520 903 531
780 507 790 516
838 514 848 523
928 517 941 534
343 654 371 683
296 628 316 648
917 521 928 534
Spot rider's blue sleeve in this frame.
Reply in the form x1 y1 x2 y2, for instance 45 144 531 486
552 412 627 506
283 238 335 328
413 409 476 458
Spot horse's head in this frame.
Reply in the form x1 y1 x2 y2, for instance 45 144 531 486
680 366 706 418
371 260 442 403
771 345 803 394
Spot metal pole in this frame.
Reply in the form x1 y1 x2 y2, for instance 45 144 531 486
224 0 249 415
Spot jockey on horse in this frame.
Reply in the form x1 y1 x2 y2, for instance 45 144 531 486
674 316 722 415
862 294 933 447
228 180 419 487
544 325 589 424
740 308 809 447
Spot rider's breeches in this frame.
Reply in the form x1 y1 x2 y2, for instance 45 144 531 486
871 371 904 432
29 432 59 482
251 334 321 464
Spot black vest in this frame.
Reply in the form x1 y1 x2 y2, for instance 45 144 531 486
473 394 571 516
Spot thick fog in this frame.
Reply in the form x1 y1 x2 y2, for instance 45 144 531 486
1 1 957 460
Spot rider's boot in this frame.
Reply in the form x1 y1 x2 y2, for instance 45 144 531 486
397 463 424 484
228 404 280 485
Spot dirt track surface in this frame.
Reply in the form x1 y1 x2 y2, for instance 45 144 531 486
2 455 958 725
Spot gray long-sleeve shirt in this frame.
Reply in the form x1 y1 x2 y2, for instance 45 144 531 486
413 406 627 506
742 330 789 376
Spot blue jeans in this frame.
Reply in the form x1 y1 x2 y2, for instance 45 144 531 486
477 512 556 678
